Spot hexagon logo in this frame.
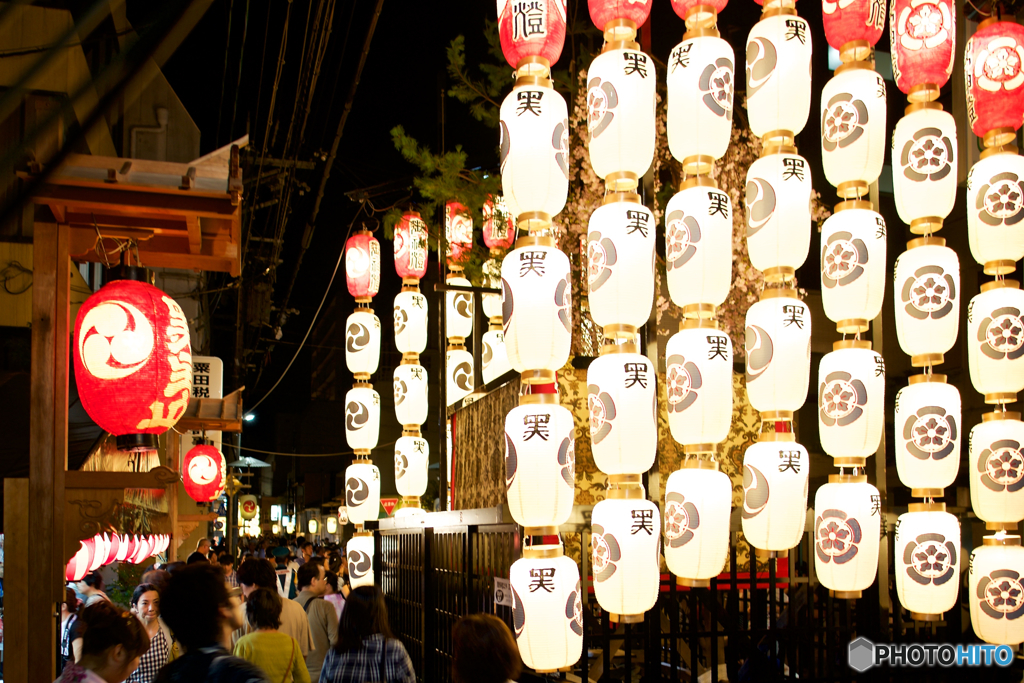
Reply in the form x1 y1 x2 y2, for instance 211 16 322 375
848 637 874 673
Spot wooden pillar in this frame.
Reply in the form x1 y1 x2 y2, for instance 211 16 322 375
4 479 29 683
168 432 181 561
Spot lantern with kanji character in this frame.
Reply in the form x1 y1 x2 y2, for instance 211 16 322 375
889 0 955 100
744 291 811 414
394 362 428 426
741 436 809 551
817 341 885 460
966 19 1024 144
482 258 503 321
893 106 958 231
345 384 380 452
970 411 1024 526
893 237 960 365
445 201 474 265
394 211 429 280
505 397 576 527
895 503 960 620
820 64 887 192
510 551 583 671
820 202 887 330
968 280 1024 403
968 150 1024 269
745 11 813 139
483 196 516 251
502 238 572 376
183 444 226 503
822 0 885 60
497 0 568 73
345 309 381 377
337 506 349 526
445 275 474 340
345 231 380 301
895 375 961 492
665 180 733 314
239 495 258 520
345 460 380 526
587 345 656 475
970 536 1024 645
592 491 660 620
587 195 655 329
348 531 374 588
482 329 512 385
667 35 735 170
394 290 428 355
664 462 731 585
813 475 881 598
395 435 429 498
666 322 733 447
446 345 474 407
745 148 812 279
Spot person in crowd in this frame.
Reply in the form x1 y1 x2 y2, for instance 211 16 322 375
76 571 110 607
155 563 268 683
319 586 415 683
188 538 212 564
296 543 313 567
235 558 314 657
140 569 172 595
451 614 522 683
272 546 297 599
323 572 345 622
59 587 81 671
162 561 187 575
220 554 238 587
127 583 173 683
233 588 310 683
293 561 337 682
54 600 150 683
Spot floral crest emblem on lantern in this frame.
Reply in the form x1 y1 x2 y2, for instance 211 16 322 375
587 76 618 138
664 491 700 548
977 305 1024 360
746 36 778 98
566 580 584 636
588 384 617 444
555 275 572 332
741 464 770 519
901 127 954 182
974 36 1024 93
665 210 701 271
822 92 870 152
553 118 570 178
558 436 575 487
592 523 622 582
744 325 774 382
903 532 958 585
588 231 618 290
700 57 734 118
393 376 408 405
814 509 862 565
821 231 868 288
978 438 1024 492
896 0 952 51
819 371 868 427
504 434 518 489
665 354 702 413
973 171 1024 227
395 453 408 480
899 265 956 319
744 177 776 237
977 569 1024 619
902 406 957 460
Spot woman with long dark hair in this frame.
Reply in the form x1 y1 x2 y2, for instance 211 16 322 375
54 600 150 683
318 586 415 683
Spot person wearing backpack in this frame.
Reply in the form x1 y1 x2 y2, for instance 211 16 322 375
233 588 309 683
293 561 337 683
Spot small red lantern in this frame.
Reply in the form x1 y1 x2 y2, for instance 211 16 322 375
115 534 131 562
394 211 429 280
497 0 567 71
74 270 192 452
670 0 728 23
967 19 1024 141
445 201 474 265
66 541 91 582
822 0 885 55
345 231 381 301
589 0 653 32
890 0 955 97
183 444 226 503
104 533 120 565
482 196 515 251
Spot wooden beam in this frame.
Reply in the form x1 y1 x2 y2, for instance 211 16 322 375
59 152 232 181
66 211 189 233
31 182 240 218
186 215 202 254
65 467 180 489
69 228 239 275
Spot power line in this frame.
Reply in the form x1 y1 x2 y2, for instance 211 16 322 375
223 440 397 458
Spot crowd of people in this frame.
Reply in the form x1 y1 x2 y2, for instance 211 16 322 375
56 537 524 683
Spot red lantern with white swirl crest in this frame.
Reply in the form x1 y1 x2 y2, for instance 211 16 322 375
394 211 428 280
183 444 226 503
445 202 474 265
588 0 652 35
745 149 812 278
394 290 428 355
345 231 380 301
505 399 576 527
446 346 474 407
395 435 429 498
667 36 735 170
501 239 572 375
744 291 811 414
820 202 886 329
587 196 655 330
347 532 375 588
740 437 809 552
592 494 660 619
483 196 516 251
895 504 960 619
890 0 955 98
73 274 193 452
817 341 885 460
970 537 1024 645
664 464 731 585
820 64 888 190
510 552 583 670
968 150 1024 268
665 181 733 313
587 347 656 475
966 20 1024 142
345 310 381 377
895 376 961 491
666 324 733 447
497 0 567 73
345 461 380 526
968 280 1024 403
893 105 958 229
813 476 881 597
344 384 380 452
969 411 1024 525
822 0 885 57
394 363 428 426
893 238 960 364
745 12 813 139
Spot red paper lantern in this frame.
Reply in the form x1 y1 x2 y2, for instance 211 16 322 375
183 444 226 503
88 534 108 571
66 541 91 582
966 19 1024 139
115 534 131 562
482 196 516 251
74 274 193 452
104 533 120 565
497 0 567 70
589 0 652 31
445 201 474 264
670 0 728 22
890 0 955 96
822 0 884 53
394 211 429 280
345 231 381 300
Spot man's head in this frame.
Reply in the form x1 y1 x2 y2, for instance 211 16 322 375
296 560 327 595
218 553 234 575
236 558 277 598
196 538 211 556
161 563 243 650
131 583 160 626
300 542 313 560
271 546 290 564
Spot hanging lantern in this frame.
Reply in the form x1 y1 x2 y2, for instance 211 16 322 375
338 506 349 526
822 0 885 60
104 534 120 565
745 148 812 279
345 231 381 301
667 35 735 170
483 196 516 252
817 341 885 461
968 280 1024 403
587 195 655 329
88 534 108 572
239 495 259 521
892 105 958 231
502 238 572 375
66 541 90 582
666 322 733 447
394 211 429 280
394 290 428 355
395 434 429 498
812 475 881 598
893 237 960 365
497 0 567 73
970 411 1024 526
744 291 811 414
183 444 226 503
587 345 656 475
445 275 474 339
482 329 513 385
745 11 813 140
665 180 733 314
968 150 1024 270
510 550 583 671
894 375 961 492
394 363 428 426
445 201 474 265
345 384 381 451
74 273 193 451
505 397 576 527
345 460 381 526
588 0 652 35
972 536 1024 645
348 531 375 588
345 309 381 377
482 258 504 322
819 202 887 331
895 503 960 620
820 64 887 193
664 462 731 586
326 517 338 535
889 0 955 100
446 345 474 407
740 436 809 552
670 0 728 27
592 487 660 620
965 19 1024 144
115 535 131 563
586 44 656 189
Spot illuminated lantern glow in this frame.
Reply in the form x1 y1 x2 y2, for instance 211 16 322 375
183 444 226 503
666 323 733 446
345 231 381 301
497 0 567 72
394 363 428 426
970 411 1024 525
483 196 516 251
970 537 1024 645
510 551 583 671
820 64 887 192
817 342 885 460
115 535 131 563
326 517 338 535
88 535 108 572
664 463 731 585
587 195 655 330
667 35 735 169
505 398 575 527
445 201 474 265
394 506 426 520
895 504 960 619
502 239 572 375
482 258 503 321
820 202 886 329
892 106 957 232
239 495 258 521
66 541 90 582
446 346 474 407
446 276 474 339
395 435 429 498
73 275 193 451
482 329 513 385
592 492 660 619
394 212 429 280
967 150 1024 269
744 291 811 414
812 476 881 597
587 346 656 475
968 281 1024 403
588 0 652 34
345 384 380 451
893 238 960 364
345 460 381 526
104 534 120 565
665 181 733 313
348 532 375 588
745 149 812 279
821 0 885 57
670 0 729 27
337 506 349 526
394 290 428 355
740 437 809 552
345 309 381 377
745 12 813 140
894 376 961 492
889 0 955 98
965 19 1024 143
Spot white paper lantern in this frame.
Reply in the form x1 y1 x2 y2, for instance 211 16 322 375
970 412 1024 525
345 461 381 526
511 554 583 671
482 329 512 384
968 151 1024 268
745 150 812 277
895 505 960 619
820 64 887 190
395 435 429 498
969 281 1024 402
665 181 733 312
820 203 887 329
500 79 569 221
393 363 428 426
482 257 503 320
893 239 960 363
893 106 958 228
587 197 655 329
345 310 381 377
894 376 961 492
817 342 885 460
394 290 428 355
588 349 656 475
744 292 811 414
970 538 1024 645
502 240 572 374
741 438 809 552
666 325 733 446
347 533 374 588
664 464 731 584
667 35 735 167
446 347 474 407
505 400 576 527
812 477 881 596
745 12 813 139
446 276 474 339
586 46 656 184
394 506 425 520
592 496 660 617
345 385 380 451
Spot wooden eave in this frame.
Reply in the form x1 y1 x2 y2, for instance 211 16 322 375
175 387 245 433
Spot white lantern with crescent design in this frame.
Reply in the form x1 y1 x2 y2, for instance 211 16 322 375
817 342 885 460
968 151 1024 269
667 34 735 167
813 476 881 596
968 281 1024 403
745 11 813 139
502 239 572 374
587 346 656 475
744 291 811 414
893 105 958 230
895 504 960 619
894 376 961 492
893 238 960 364
745 149 812 277
482 329 513 385
592 493 660 619
666 324 733 446
587 196 655 329
347 532 374 588
394 290 428 355
510 552 583 671
482 258 504 320
505 398 575 527
345 461 381 526
664 464 731 585
393 363 428 426
345 384 380 451
820 64 887 190
446 346 474 407
969 411 1024 525
446 276 474 340
665 181 733 312
970 537 1024 645
820 203 887 329
740 437 809 551
395 435 429 498
345 310 381 377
